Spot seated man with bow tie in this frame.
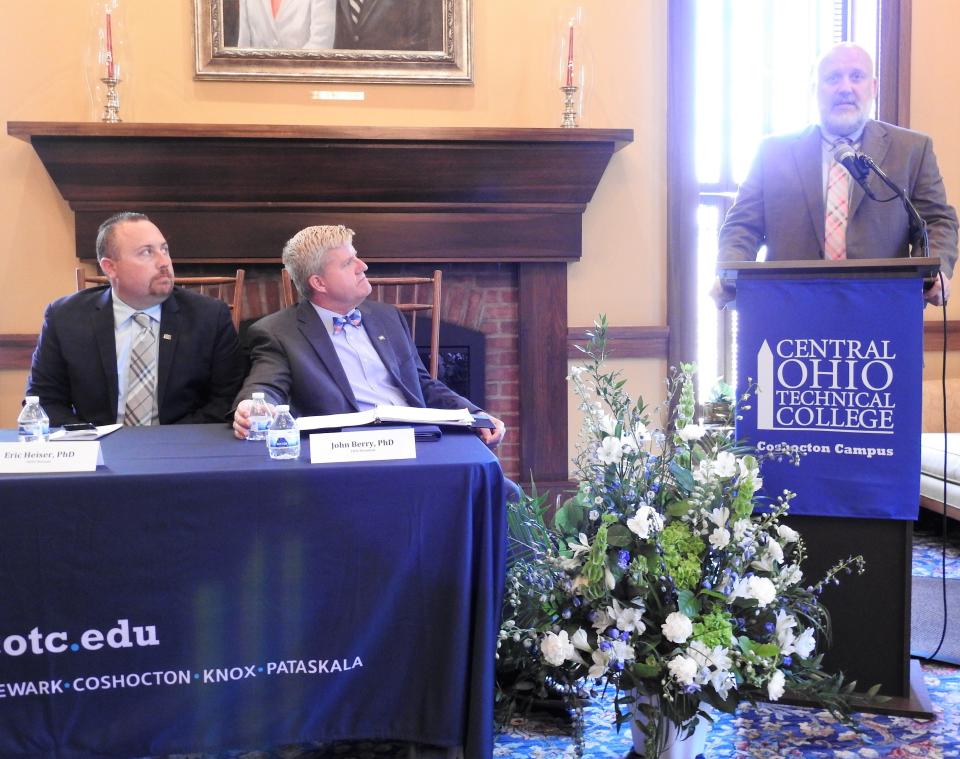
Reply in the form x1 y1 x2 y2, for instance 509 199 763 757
232 224 506 448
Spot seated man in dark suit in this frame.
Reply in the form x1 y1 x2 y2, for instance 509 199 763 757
232 224 505 447
27 212 246 427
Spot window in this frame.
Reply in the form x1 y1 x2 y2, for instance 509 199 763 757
667 0 904 402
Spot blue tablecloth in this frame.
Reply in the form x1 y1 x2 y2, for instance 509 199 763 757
0 425 508 759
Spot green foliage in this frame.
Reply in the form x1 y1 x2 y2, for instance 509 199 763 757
496 316 869 758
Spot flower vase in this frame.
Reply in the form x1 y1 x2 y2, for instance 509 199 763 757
628 693 711 759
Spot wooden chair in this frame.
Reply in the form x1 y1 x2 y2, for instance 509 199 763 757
281 268 443 378
76 267 246 332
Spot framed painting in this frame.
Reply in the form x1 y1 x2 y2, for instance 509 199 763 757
194 0 471 84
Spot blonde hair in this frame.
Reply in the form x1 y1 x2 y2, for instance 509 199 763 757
282 225 355 300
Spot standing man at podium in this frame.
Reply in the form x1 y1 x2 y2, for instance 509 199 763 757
714 42 958 307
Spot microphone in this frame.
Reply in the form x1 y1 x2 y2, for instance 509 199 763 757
832 143 870 184
832 143 930 259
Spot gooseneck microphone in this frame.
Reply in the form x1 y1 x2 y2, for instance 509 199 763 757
831 143 929 258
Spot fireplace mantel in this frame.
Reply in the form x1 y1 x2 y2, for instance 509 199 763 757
8 121 633 488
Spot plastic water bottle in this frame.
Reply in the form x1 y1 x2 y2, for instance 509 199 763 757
247 392 273 441
267 405 300 460
17 396 50 443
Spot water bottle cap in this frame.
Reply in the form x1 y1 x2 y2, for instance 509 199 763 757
276 405 290 412
252 392 265 400
24 396 39 404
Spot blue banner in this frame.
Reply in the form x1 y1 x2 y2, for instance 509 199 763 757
735 276 922 520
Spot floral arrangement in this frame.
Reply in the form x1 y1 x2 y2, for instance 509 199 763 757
496 318 867 757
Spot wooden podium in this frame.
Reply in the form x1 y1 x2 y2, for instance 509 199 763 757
718 258 939 718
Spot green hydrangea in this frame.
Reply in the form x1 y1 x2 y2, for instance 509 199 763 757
660 522 704 591
692 608 734 648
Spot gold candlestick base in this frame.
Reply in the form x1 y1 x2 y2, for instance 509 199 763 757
560 85 578 128
100 77 122 123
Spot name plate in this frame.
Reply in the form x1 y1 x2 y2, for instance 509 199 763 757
0 442 103 473
310 428 416 463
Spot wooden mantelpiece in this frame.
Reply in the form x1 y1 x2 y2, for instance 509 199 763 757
8 121 632 487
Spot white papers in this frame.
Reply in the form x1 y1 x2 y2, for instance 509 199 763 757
0 442 103 473
310 428 416 463
298 405 473 432
49 424 122 441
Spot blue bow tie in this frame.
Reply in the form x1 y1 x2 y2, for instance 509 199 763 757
332 309 362 334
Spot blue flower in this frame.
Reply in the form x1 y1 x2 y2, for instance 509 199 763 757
618 550 630 569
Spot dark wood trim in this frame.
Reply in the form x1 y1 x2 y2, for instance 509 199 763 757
518 264 569 484
923 319 960 352
567 326 669 359
7 122 634 146
877 0 910 126
0 334 37 371
666 0 698 369
920 494 960 522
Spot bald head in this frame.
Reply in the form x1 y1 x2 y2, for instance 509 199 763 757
816 43 877 136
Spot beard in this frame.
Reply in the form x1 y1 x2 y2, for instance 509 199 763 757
821 100 872 137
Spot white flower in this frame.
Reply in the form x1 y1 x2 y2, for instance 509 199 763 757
793 627 816 658
599 413 618 436
610 599 646 634
752 539 784 572
619 428 643 453
627 505 663 539
731 576 777 607
610 639 636 663
667 655 698 686
714 451 738 479
596 436 623 464
677 423 706 442
732 519 754 542
661 611 693 644
779 563 803 586
588 649 610 679
567 365 587 379
777 525 799 544
568 533 591 557
588 509 600 521
707 507 730 529
709 668 738 699
737 456 761 482
775 611 797 654
570 628 592 653
604 565 616 590
541 630 574 666
591 607 615 634
767 669 786 700
709 527 731 550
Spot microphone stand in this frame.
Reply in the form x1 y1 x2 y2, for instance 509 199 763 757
855 153 930 260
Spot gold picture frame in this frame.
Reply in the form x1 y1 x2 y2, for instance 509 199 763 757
194 0 471 84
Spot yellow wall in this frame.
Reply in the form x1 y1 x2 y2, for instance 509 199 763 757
0 1 667 435
912 0 960 380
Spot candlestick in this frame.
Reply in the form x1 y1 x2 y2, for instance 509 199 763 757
565 22 575 88
105 11 115 80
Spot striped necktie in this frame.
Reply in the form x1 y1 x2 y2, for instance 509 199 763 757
824 141 851 261
349 0 364 25
123 312 157 426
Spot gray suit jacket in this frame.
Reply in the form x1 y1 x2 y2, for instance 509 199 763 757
234 299 479 416
718 120 959 277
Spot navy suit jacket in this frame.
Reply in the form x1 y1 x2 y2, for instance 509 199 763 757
27 286 247 427
234 299 479 416
718 120 959 276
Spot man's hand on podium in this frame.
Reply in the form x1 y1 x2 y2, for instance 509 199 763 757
709 277 736 309
924 274 951 307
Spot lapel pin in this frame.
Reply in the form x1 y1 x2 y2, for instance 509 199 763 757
378 335 386 341
162 334 172 341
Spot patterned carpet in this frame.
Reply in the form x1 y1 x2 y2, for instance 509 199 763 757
154 524 960 759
